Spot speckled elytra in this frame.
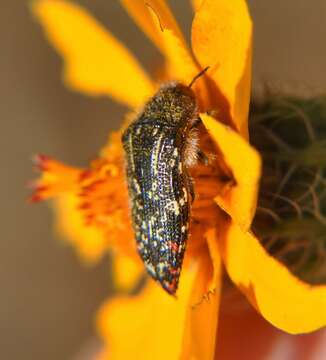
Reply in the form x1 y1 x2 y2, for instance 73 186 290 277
122 69 208 295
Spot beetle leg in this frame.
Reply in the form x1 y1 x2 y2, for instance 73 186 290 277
197 150 209 165
186 175 195 203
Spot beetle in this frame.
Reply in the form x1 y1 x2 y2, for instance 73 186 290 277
122 69 208 294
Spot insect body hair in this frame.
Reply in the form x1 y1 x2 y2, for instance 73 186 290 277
183 127 199 167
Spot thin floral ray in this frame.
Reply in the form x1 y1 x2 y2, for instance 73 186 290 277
202 114 261 231
32 0 154 108
31 156 108 262
121 0 205 99
119 0 185 54
192 0 252 137
31 155 82 201
97 268 198 360
31 132 137 262
143 1 202 90
182 228 222 360
54 194 107 262
219 219 326 334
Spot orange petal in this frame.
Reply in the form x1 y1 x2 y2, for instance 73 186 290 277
120 0 184 54
97 268 197 360
32 0 154 108
112 253 144 292
219 219 326 334
191 0 204 12
121 0 201 87
182 228 222 360
192 0 252 137
30 155 82 202
31 156 106 261
53 194 107 263
202 114 261 231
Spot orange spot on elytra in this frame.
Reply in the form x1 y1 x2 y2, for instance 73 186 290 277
171 242 179 252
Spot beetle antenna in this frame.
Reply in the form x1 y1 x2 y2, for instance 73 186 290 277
188 66 210 88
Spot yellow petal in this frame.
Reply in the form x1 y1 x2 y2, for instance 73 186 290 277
121 0 201 88
32 0 154 108
219 219 326 334
202 114 261 231
112 253 144 292
120 0 184 54
191 0 204 12
53 193 107 263
97 268 197 360
192 0 252 137
182 228 222 360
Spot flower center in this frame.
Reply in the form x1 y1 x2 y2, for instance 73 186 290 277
79 127 227 266
187 126 230 257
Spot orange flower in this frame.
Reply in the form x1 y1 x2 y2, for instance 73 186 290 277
30 0 326 359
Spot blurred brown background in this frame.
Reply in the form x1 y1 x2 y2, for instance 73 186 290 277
1 1 326 359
